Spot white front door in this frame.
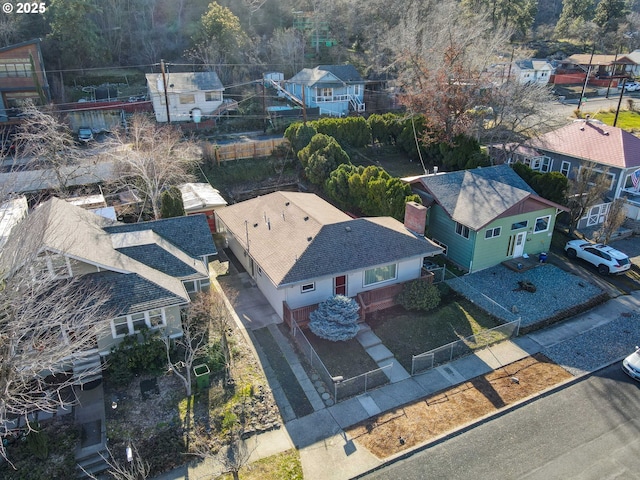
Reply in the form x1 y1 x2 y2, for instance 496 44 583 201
513 232 526 258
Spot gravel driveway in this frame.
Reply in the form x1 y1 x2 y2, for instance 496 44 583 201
446 264 605 329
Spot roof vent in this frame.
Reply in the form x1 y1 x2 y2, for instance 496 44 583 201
307 236 312 241
604 131 610 136
285 201 290 206
345 226 351 232
580 127 585 131
253 223 258 228
304 216 309 221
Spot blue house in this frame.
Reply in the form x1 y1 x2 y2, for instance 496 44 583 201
284 65 365 117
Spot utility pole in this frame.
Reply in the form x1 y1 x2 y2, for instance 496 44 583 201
577 46 596 111
160 59 171 124
614 78 627 127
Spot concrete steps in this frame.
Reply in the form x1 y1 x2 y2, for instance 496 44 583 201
76 447 110 479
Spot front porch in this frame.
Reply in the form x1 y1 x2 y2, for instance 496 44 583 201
283 270 434 330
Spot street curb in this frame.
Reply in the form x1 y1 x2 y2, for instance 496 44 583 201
349 356 626 479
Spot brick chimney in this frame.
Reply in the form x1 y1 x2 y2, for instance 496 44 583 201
404 201 427 235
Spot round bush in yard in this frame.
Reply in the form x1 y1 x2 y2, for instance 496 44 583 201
309 295 360 341
397 279 441 311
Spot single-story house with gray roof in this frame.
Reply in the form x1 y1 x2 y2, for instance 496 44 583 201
215 191 442 319
0 197 217 360
405 165 567 272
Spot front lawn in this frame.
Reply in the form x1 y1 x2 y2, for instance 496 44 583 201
367 299 503 371
591 109 640 132
305 331 381 378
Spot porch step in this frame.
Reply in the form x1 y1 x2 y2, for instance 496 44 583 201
73 352 103 387
356 326 382 349
366 344 395 363
76 449 110 479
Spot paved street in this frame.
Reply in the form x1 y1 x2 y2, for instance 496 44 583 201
358 364 640 480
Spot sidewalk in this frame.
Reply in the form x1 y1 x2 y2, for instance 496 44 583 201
154 266 640 479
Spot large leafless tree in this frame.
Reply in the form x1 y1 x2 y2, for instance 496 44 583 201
108 113 199 220
566 163 613 236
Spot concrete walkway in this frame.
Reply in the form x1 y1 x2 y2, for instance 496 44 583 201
153 263 640 480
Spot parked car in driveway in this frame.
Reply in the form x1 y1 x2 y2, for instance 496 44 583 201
623 347 640 381
564 240 631 275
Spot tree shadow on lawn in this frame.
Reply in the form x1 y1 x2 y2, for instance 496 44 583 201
367 299 503 371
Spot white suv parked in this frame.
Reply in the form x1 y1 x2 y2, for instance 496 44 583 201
564 240 631 275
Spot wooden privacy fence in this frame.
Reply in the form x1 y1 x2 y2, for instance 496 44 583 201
213 138 288 164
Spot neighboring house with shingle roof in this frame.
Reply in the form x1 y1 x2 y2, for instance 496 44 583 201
511 59 554 85
504 119 640 225
0 197 217 357
405 165 567 272
146 71 228 123
284 65 365 117
215 191 442 318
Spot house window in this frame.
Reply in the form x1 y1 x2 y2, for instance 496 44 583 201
485 227 501 239
318 87 332 98
354 85 361 96
524 156 552 172
113 317 129 337
301 282 315 293
364 264 397 286
534 215 551 233
560 161 571 177
578 166 616 190
148 309 164 328
179 94 195 104
111 309 167 338
205 91 221 102
455 222 470 239
131 313 146 333
511 220 528 230
184 280 196 293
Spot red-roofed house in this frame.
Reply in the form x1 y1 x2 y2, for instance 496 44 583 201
503 119 640 227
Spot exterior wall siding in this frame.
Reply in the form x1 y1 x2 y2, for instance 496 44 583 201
471 206 557 271
150 90 223 123
427 206 475 270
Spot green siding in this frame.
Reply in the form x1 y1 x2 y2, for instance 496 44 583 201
471 207 557 271
427 205 558 272
427 206 476 270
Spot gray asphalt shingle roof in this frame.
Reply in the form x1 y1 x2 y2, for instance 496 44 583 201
288 65 364 87
104 214 217 258
83 271 188 316
216 191 442 287
415 165 539 231
116 244 201 279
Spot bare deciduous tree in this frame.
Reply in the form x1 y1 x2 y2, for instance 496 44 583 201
0 270 110 464
13 103 83 195
81 444 150 480
595 197 627 245
108 113 199 220
567 163 612 236
190 427 255 480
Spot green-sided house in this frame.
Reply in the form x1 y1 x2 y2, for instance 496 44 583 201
405 165 567 272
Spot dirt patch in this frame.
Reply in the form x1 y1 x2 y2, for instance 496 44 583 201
346 354 572 458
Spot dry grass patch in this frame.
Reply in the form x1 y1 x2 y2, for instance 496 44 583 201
346 354 572 458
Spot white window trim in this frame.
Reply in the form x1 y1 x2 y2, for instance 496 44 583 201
560 161 571 177
300 282 315 293
432 238 448 255
110 309 167 338
578 165 616 190
534 215 551 233
511 220 528 230
455 222 470 239
363 264 398 287
485 227 502 239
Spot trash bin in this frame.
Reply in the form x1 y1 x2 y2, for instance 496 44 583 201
193 364 210 390
539 252 547 263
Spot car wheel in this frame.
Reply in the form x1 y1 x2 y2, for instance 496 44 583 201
566 248 577 259
598 264 609 275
